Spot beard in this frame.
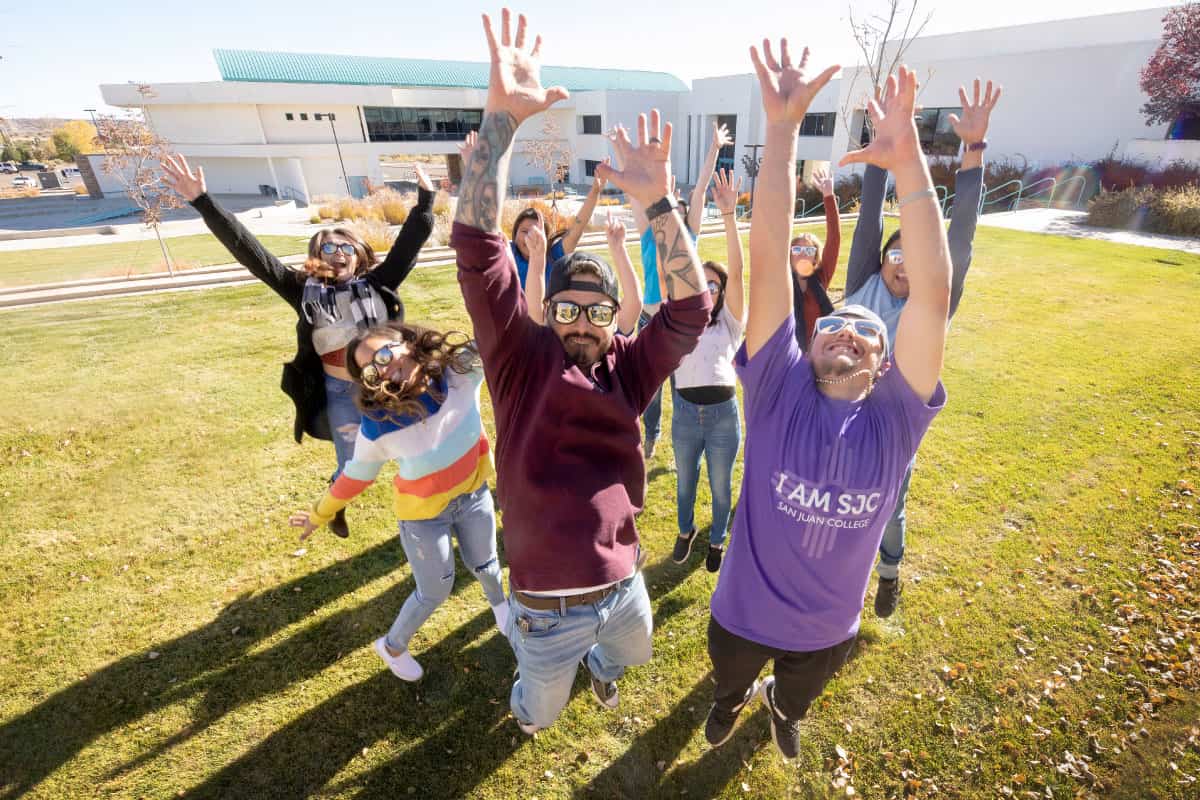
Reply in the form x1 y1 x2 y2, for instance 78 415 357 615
563 333 604 367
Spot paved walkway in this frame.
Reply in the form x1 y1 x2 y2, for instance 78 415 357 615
978 208 1200 254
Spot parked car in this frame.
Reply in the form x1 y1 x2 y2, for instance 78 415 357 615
0 163 17 174
12 175 36 187
18 162 48 172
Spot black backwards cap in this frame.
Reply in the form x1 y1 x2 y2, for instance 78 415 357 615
546 252 621 307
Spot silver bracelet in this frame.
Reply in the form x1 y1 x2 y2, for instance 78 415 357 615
897 188 937 208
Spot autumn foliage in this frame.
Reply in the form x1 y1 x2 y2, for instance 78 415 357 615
1138 3 1200 129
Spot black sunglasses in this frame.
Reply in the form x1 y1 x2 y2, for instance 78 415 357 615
549 300 617 327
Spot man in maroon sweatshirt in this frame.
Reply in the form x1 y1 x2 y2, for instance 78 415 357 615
450 8 712 733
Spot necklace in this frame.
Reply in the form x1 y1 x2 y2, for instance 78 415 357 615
814 369 875 392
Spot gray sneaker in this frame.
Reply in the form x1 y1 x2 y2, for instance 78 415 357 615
580 656 619 709
704 679 760 747
672 528 698 563
760 676 800 759
874 575 902 618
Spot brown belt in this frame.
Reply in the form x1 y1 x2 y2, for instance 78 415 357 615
320 350 347 367
514 583 620 612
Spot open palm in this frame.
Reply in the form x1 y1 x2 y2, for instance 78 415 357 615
948 78 1002 145
482 9 569 123
839 67 921 172
595 112 673 206
160 154 206 202
750 39 839 125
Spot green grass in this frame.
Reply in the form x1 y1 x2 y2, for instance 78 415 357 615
0 233 311 288
1 226 1199 799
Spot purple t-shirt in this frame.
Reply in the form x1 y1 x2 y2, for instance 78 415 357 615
710 314 946 651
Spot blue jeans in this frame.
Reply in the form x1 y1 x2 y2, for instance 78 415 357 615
323 373 361 481
638 311 666 445
671 390 741 547
385 485 505 651
508 570 653 729
876 457 915 580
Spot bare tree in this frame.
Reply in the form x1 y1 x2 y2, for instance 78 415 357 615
523 118 572 207
96 85 182 276
840 0 934 145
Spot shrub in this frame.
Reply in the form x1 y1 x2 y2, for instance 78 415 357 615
308 214 322 224
833 173 861 211
373 189 410 225
1087 184 1200 237
347 217 395 252
432 190 454 220
317 205 337 220
499 198 573 240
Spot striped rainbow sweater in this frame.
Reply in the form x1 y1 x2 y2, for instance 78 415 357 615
310 366 494 522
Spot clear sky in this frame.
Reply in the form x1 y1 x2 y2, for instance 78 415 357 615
0 0 1184 118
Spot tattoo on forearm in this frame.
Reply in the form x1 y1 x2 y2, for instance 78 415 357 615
652 212 702 298
455 111 517 232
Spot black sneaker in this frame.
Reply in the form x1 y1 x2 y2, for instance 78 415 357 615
580 656 619 709
704 679 759 747
672 528 698 563
874 575 901 618
760 677 800 759
329 508 350 539
705 544 725 573
644 437 658 460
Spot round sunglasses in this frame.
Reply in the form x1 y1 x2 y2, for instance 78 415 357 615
549 300 617 327
359 341 406 388
321 242 357 257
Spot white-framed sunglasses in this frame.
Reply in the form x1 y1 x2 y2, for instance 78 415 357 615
885 249 904 266
791 245 818 258
813 315 885 339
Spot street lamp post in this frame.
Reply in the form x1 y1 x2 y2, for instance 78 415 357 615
320 112 352 196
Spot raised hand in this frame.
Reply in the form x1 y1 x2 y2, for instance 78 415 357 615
481 8 569 124
288 511 320 542
159 154 206 202
594 111 673 207
710 122 733 151
948 78 1001 146
592 158 609 193
838 66 922 172
457 130 479 164
711 168 742 213
414 164 435 192
605 209 626 249
749 39 839 126
525 222 547 261
811 166 834 197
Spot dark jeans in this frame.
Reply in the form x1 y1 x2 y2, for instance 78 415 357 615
638 310 668 444
707 615 855 721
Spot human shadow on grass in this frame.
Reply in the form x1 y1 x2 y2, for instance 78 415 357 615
176 611 520 800
0 537 420 798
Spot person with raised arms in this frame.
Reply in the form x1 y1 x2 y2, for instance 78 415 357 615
841 78 1001 617
789 166 841 352
160 154 436 539
704 52 950 760
450 7 711 734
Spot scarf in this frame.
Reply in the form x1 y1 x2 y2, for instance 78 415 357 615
301 277 381 329
791 271 835 349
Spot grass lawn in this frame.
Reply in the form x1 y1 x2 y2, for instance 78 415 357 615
1 226 1199 799
0 233 311 288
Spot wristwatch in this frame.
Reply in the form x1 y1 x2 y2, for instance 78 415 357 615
644 195 679 222
965 140 988 152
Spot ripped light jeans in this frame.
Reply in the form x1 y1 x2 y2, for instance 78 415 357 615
385 484 506 652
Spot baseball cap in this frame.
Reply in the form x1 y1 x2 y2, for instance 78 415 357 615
546 252 621 306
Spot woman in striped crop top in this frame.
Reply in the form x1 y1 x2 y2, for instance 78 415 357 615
289 321 507 682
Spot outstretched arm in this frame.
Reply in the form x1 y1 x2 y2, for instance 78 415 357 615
688 122 732 232
604 210 642 334
524 224 548 324
370 164 436 289
560 162 608 253
945 78 1001 318
812 166 841 288
844 162 887 297
711 167 746 324
840 67 950 403
744 39 839 359
161 153 301 304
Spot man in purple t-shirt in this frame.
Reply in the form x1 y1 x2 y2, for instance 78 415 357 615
451 9 711 735
704 50 953 760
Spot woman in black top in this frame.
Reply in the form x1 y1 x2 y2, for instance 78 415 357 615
160 154 435 537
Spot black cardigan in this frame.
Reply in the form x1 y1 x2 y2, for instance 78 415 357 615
191 188 435 443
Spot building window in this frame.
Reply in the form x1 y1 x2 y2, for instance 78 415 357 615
715 113 737 173
314 113 323 121
584 159 602 177
299 113 308 121
285 112 294 121
580 115 602 135
799 112 836 137
914 107 963 155
362 107 484 142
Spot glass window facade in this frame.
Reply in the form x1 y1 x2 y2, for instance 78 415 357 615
915 107 963 155
363 107 483 142
716 113 737 173
584 159 601 177
580 115 602 135
799 112 836 137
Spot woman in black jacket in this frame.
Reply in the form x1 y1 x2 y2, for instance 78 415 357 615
161 153 435 537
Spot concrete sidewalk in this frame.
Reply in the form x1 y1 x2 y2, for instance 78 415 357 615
978 208 1200 254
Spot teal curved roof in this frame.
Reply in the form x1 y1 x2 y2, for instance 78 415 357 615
213 49 688 93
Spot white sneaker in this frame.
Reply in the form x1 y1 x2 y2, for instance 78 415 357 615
491 602 510 635
374 637 423 681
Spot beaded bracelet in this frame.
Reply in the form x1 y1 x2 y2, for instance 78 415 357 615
897 188 937 208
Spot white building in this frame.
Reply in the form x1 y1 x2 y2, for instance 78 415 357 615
98 7 1196 203
99 50 689 202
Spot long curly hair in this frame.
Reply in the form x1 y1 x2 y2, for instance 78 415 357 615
304 227 377 281
344 321 480 420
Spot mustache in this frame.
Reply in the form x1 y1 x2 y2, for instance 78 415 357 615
566 334 600 346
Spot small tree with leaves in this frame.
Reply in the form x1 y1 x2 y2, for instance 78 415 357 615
1139 3 1200 137
523 117 572 206
840 0 933 144
96 85 182 275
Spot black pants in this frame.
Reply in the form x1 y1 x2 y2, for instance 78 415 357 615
708 615 856 721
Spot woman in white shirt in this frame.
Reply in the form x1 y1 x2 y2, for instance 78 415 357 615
669 169 746 572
